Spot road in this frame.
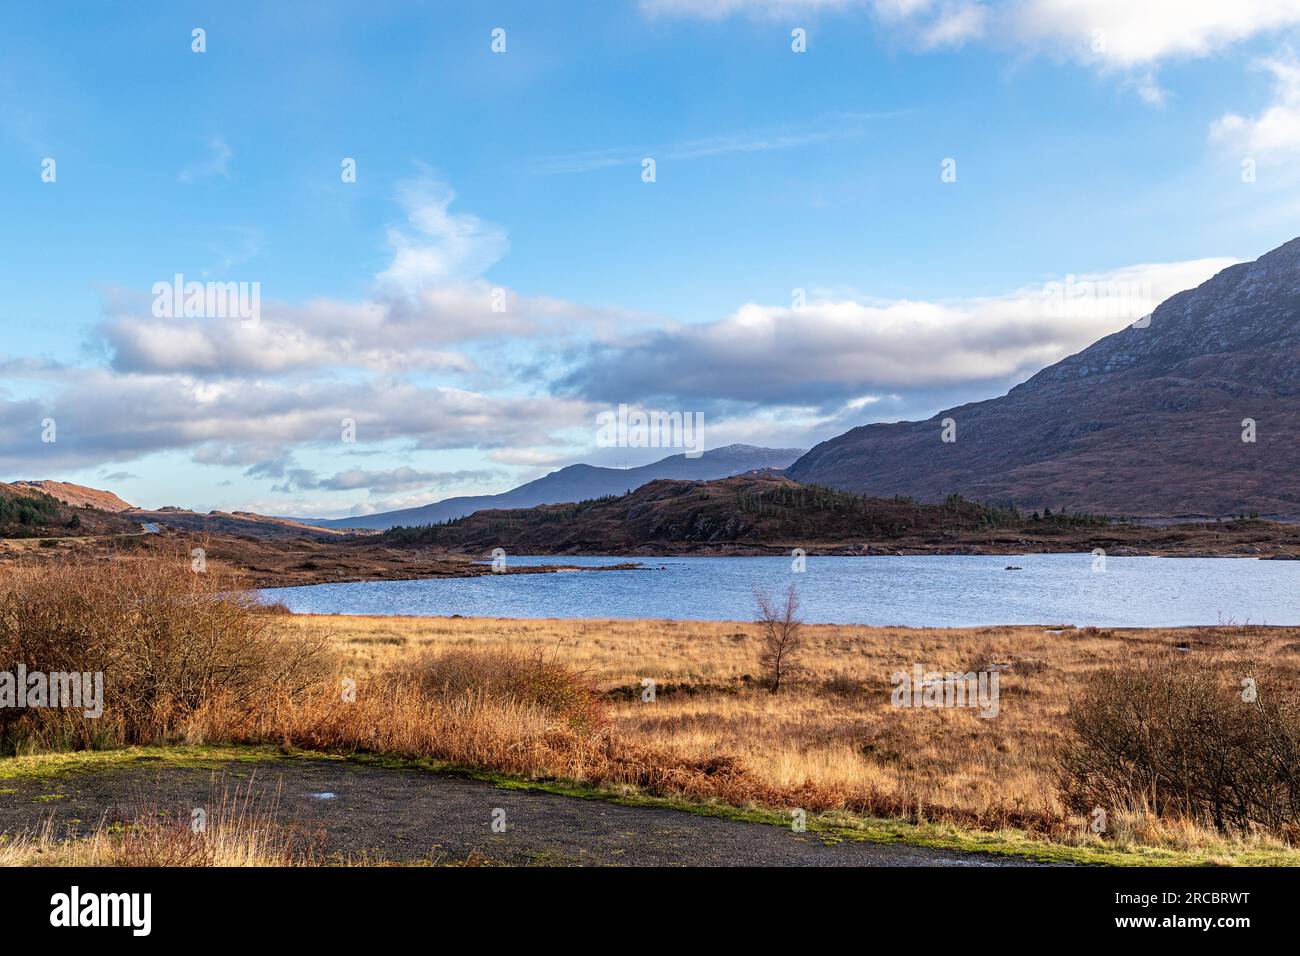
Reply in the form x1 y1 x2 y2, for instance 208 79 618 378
0 757 1045 866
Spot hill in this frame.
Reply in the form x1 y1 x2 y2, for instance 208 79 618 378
787 237 1300 517
124 507 357 540
1 480 355 542
7 480 135 512
379 474 1300 557
297 444 805 530
0 484 140 538
381 474 1081 554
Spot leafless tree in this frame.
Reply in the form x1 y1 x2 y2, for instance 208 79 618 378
755 584 804 694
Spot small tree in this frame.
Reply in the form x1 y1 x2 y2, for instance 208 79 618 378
755 584 804 694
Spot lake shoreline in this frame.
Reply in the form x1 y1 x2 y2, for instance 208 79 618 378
281 610 1300 633
254 560 644 590
262 553 1300 628
250 538 1297 589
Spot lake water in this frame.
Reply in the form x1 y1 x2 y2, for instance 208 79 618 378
264 554 1300 627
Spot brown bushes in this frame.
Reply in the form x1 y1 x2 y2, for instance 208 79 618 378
0 551 635 798
0 550 328 753
163 641 613 786
1057 653 1300 835
396 648 606 733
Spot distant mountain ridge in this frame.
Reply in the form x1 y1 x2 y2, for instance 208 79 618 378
297 444 807 530
787 237 1300 517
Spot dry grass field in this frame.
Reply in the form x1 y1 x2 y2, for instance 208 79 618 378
5 549 1299 863
282 613 1300 855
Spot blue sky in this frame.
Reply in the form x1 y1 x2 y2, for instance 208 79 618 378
4 0 1300 516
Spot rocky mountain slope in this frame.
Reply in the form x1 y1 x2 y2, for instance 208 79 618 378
787 238 1300 516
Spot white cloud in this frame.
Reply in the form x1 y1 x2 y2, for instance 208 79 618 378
1131 71 1168 106
99 284 549 377
377 175 509 292
0 171 609 488
246 459 502 495
316 466 498 493
1014 0 1300 68
874 0 937 19
643 1 1300 100
0 368 595 474
486 447 577 468
96 168 626 380
644 0 1300 62
97 279 623 379
560 257 1236 408
1211 51 1300 157
919 2 987 47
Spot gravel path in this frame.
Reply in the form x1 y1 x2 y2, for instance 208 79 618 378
0 757 1041 866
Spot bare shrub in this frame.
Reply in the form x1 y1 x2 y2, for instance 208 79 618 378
397 648 606 733
0 549 330 753
1057 653 1300 835
755 585 804 693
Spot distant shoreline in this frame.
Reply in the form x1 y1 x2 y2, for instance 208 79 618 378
5 522 1298 592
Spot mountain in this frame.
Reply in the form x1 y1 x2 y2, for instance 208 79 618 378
379 473 1300 557
8 480 135 512
297 444 806 530
787 238 1300 517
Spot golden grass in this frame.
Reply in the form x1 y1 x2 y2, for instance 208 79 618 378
280 613 1300 853
0 775 312 867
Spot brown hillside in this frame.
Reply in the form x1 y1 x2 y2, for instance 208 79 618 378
379 474 1300 557
0 484 140 538
7 480 135 512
